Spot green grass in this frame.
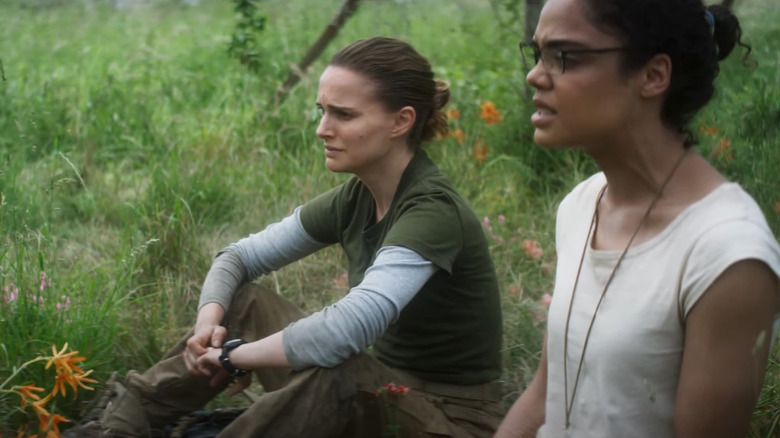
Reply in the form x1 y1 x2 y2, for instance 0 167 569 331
0 0 779 436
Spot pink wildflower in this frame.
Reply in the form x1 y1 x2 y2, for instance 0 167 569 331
3 284 18 304
332 272 349 289
482 217 492 232
56 296 71 312
523 239 543 259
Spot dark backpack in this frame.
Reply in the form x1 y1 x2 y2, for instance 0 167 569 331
165 408 248 438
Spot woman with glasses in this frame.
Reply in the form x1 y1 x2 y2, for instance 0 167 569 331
64 37 505 438
496 1 780 437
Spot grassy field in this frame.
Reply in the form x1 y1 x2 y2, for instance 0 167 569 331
1 0 779 435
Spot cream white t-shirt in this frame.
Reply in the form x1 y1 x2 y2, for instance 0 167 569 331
540 173 780 438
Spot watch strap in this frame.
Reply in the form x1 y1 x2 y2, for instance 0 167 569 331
219 339 248 377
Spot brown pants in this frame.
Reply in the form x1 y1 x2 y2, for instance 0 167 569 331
109 284 505 438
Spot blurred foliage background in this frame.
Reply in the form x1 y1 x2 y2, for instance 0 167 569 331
0 0 778 435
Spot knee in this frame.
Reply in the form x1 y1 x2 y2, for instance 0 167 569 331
232 283 276 308
224 283 304 337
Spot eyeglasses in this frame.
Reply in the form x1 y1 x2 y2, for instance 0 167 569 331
519 42 628 75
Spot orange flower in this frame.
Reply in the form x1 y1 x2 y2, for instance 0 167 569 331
523 239 543 259
30 393 52 418
4 344 94 438
38 412 69 437
774 201 780 215
450 128 466 144
473 139 488 164
52 373 69 398
45 343 96 398
446 109 460 120
15 386 54 435
699 123 718 136
46 343 84 375
480 101 502 125
712 137 733 161
57 367 97 399
18 384 45 408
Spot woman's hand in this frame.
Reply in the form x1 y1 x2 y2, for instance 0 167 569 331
184 303 227 376
494 333 548 438
196 347 223 376
196 348 253 393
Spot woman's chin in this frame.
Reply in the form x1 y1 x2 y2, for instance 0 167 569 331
533 131 560 149
533 130 579 150
324 160 347 174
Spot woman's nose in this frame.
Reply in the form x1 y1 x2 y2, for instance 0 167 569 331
526 61 550 90
315 115 329 139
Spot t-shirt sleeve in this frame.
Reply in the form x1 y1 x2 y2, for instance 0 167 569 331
298 183 348 245
680 219 780 318
382 192 463 275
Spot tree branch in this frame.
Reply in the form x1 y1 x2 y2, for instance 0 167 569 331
271 0 362 108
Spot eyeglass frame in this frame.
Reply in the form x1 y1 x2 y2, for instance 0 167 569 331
518 42 629 74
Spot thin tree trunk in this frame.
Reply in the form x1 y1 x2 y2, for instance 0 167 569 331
272 0 362 108
522 0 543 99
524 0 542 43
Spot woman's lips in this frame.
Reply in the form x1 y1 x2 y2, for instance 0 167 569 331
531 100 557 127
324 146 341 158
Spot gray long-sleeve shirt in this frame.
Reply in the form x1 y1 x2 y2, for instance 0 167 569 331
198 208 438 370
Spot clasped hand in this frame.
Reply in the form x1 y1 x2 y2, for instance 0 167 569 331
184 323 251 395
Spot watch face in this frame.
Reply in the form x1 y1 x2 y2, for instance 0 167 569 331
224 339 245 349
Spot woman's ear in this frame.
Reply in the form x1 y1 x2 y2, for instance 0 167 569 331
391 106 416 139
639 53 672 98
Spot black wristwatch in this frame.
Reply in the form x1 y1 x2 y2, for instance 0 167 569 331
219 339 248 377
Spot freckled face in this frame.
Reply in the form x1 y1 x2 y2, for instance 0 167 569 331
315 66 398 178
527 0 641 150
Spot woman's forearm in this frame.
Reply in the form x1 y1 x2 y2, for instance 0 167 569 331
224 331 291 369
494 380 546 438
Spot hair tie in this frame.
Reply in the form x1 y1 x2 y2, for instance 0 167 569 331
704 9 716 36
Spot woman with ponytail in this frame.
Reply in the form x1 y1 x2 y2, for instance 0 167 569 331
496 1 780 437
66 37 505 438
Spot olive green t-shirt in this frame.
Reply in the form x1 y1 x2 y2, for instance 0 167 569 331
299 150 502 384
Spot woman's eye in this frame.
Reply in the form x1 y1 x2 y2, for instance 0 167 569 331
553 51 566 68
317 107 354 120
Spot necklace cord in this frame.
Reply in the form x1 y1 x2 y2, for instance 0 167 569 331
562 150 688 428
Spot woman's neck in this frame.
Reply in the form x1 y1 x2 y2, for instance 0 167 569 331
588 126 689 207
358 147 415 222
585 125 727 250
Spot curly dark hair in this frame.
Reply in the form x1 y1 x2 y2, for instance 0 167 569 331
328 37 450 150
582 0 751 146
